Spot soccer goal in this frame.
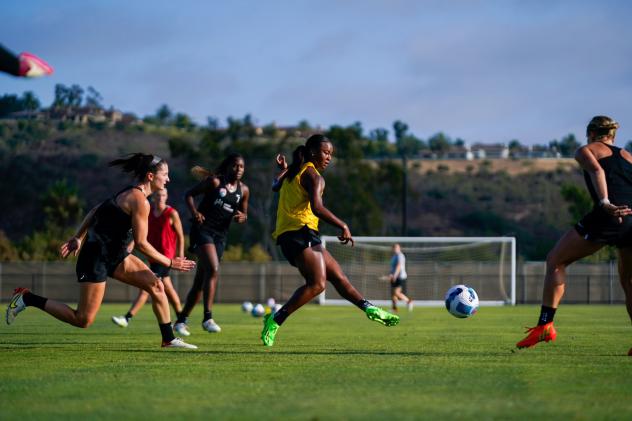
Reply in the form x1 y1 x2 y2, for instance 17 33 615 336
320 236 516 307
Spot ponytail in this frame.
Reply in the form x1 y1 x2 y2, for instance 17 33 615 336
285 145 307 181
190 165 212 180
190 152 245 181
285 134 331 181
109 153 165 180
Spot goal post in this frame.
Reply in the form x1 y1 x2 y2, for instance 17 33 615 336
319 236 516 307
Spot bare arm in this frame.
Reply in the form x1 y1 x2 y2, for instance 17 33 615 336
170 209 185 257
60 204 99 258
301 167 354 246
272 154 288 192
233 183 249 224
185 177 217 224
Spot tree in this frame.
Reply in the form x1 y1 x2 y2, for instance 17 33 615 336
85 86 103 108
21 91 40 111
428 132 452 155
558 134 580 157
155 104 172 125
393 120 408 144
67 84 84 108
560 183 592 222
42 179 84 229
174 112 195 131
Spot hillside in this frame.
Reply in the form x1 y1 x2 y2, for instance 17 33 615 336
0 119 588 261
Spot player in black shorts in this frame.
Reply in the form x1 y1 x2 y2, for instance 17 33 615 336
517 116 632 354
5 153 197 349
173 153 250 335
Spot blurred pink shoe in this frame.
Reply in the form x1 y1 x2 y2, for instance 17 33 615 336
18 52 53 77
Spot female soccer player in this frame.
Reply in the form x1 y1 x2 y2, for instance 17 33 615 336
173 153 249 336
111 188 185 327
389 243 413 312
6 153 197 349
517 116 632 354
261 134 400 346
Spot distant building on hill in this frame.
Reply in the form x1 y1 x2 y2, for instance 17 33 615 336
2 106 142 127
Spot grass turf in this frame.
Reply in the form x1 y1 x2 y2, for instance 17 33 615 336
1 303 632 420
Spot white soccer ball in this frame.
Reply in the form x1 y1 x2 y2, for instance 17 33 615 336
242 301 253 313
266 297 276 308
445 284 479 318
251 303 265 317
273 303 282 314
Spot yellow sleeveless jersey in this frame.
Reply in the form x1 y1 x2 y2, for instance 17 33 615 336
272 162 321 239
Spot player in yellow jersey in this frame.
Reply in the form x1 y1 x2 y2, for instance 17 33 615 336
261 134 399 346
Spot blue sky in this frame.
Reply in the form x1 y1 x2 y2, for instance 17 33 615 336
2 0 632 145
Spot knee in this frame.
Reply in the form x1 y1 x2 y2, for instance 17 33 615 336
310 279 326 295
75 312 96 329
545 252 567 274
146 278 165 297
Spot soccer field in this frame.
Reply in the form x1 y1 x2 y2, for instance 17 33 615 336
2 304 632 420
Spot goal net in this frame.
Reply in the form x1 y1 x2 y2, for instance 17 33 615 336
320 236 516 307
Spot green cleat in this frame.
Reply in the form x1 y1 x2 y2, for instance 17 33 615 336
261 313 280 346
365 306 400 327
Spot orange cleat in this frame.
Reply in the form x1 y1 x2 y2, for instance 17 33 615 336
516 322 557 349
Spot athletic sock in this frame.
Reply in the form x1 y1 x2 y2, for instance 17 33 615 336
175 314 187 324
159 322 176 343
175 311 181 320
22 291 47 310
355 299 373 311
537 306 557 326
273 307 289 326
203 311 212 322
125 312 133 321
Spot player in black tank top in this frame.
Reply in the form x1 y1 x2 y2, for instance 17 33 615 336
174 153 250 335
516 116 632 355
6 154 197 349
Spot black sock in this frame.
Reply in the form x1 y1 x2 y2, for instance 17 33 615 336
159 322 176 343
125 312 133 321
176 314 187 324
537 306 556 326
175 311 181 320
273 307 289 326
356 299 373 311
203 311 212 322
22 291 47 310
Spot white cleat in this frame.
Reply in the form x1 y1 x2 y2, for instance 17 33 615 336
407 301 414 312
161 337 197 349
6 287 28 325
173 322 191 337
202 319 221 333
111 315 129 328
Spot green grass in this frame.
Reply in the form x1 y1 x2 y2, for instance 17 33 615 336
2 304 632 420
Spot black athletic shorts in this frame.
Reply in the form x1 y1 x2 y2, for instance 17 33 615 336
150 262 171 278
575 209 632 248
76 241 129 282
276 225 321 267
391 278 407 293
189 225 226 260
